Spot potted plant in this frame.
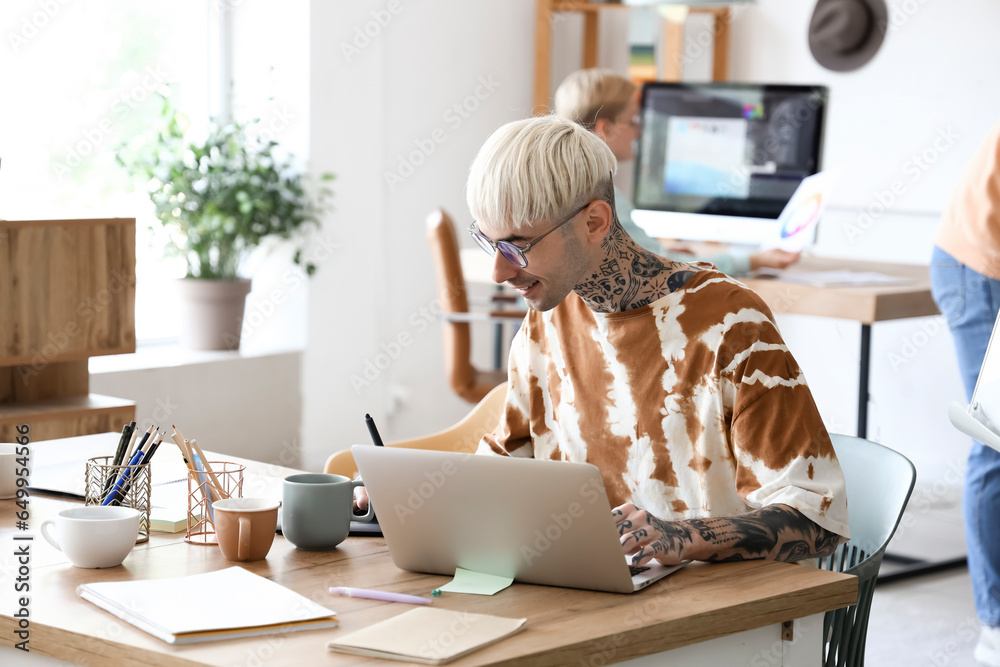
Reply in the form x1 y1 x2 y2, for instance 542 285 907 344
118 96 333 350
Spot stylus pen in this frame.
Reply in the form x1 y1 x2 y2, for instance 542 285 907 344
365 413 385 447
330 587 432 605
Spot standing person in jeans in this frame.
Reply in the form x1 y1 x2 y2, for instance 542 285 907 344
932 119 1000 667
553 68 800 277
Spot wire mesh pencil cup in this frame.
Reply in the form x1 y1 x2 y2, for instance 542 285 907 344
185 461 244 545
84 456 151 543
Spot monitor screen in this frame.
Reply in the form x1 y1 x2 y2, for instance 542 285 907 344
632 82 827 244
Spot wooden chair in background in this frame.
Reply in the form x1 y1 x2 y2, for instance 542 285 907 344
425 209 526 403
324 383 507 478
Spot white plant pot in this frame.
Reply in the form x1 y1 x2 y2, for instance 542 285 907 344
176 278 252 351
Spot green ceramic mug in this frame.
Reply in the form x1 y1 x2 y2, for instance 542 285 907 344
281 473 374 550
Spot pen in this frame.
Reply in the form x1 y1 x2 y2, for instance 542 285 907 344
103 447 145 506
329 587 432 605
125 425 154 463
139 430 165 466
111 422 133 466
365 414 385 447
103 423 135 497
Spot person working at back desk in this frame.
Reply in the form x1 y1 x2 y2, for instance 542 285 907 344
553 68 800 277
465 115 849 567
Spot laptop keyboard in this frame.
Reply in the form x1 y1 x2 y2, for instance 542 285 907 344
628 563 651 577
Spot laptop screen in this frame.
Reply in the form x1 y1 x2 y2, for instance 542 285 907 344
972 313 1000 428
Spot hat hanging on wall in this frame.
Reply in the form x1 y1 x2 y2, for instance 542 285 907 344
808 0 888 72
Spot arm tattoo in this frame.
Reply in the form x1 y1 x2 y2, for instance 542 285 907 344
639 505 842 564
693 505 842 563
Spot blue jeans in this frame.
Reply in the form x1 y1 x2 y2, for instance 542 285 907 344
931 245 1000 626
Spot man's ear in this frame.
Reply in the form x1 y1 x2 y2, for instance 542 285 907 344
582 199 613 245
593 118 610 142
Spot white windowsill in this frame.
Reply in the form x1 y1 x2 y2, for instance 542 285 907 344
89 340 304 375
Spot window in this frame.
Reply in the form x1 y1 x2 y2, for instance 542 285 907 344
0 1 215 342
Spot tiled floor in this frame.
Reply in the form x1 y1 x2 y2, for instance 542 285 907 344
866 482 983 667
868 567 981 667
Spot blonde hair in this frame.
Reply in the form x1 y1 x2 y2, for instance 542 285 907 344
554 69 637 131
466 115 617 234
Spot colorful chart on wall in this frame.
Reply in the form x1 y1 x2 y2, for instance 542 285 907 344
761 170 839 252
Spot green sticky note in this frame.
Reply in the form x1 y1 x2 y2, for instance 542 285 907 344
437 568 513 596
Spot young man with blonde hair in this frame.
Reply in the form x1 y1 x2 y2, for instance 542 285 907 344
554 68 799 277
467 115 848 567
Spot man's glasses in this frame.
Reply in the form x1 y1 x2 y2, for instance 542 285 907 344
467 201 590 269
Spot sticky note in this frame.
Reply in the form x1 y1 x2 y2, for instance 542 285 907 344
437 568 513 596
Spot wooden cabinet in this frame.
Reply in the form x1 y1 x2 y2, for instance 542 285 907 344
533 0 734 113
0 218 136 441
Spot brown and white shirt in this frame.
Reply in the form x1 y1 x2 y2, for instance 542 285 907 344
478 269 850 540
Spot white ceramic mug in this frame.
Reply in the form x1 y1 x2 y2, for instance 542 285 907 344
40 506 141 568
0 443 28 499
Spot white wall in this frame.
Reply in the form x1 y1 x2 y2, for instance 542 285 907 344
91 351 303 466
302 0 999 504
304 0 538 470
724 0 1000 492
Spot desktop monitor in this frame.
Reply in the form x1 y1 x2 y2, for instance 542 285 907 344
631 82 828 245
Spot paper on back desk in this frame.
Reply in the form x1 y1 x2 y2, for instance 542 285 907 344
30 446 190 507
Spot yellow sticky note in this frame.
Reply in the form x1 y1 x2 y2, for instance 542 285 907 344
437 568 513 595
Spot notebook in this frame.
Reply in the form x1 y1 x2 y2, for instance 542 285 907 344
148 507 190 533
77 566 339 644
327 607 526 664
949 312 1000 452
352 446 683 594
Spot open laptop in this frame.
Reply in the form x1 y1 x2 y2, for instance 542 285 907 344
949 312 1000 452
351 446 682 594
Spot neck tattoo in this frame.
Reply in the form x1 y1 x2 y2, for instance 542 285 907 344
574 221 695 313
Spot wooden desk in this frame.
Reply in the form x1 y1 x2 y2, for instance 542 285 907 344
741 256 938 439
1 434 856 666
461 250 938 439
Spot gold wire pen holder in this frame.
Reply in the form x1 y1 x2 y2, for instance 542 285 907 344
84 456 152 543
185 461 244 545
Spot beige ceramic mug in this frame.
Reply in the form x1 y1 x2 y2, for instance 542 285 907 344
213 498 281 562
0 443 28 499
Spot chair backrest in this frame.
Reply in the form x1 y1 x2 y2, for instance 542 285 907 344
821 433 916 667
426 208 474 398
324 383 508 478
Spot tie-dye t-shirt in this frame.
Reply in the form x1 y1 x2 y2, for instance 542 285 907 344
478 269 850 539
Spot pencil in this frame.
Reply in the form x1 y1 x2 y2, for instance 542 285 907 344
170 428 195 471
188 438 229 500
188 441 218 524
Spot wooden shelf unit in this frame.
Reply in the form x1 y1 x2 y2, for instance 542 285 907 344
534 0 733 113
0 218 137 441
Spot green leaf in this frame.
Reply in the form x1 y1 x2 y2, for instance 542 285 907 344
114 92 334 280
